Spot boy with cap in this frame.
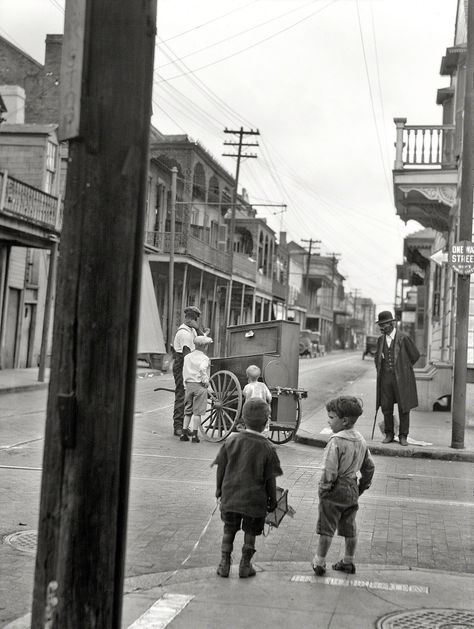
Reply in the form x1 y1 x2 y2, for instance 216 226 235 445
172 306 206 436
181 335 213 443
212 398 283 578
312 396 375 576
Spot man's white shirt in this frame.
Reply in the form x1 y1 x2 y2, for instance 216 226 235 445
385 328 396 348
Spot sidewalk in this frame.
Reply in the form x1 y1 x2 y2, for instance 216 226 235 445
295 364 474 462
5 563 474 628
0 366 164 394
119 563 474 629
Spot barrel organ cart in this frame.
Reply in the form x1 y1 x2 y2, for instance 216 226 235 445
200 320 307 444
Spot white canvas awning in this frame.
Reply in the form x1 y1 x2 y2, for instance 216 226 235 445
138 257 166 354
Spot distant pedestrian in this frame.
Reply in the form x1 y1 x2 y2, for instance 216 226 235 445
180 335 213 443
171 306 207 436
213 398 282 578
312 396 375 576
374 310 420 446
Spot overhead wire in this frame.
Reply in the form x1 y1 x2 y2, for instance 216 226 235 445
159 0 262 44
159 0 338 82
368 0 391 173
0 27 26 50
157 0 323 71
157 41 254 128
354 0 393 203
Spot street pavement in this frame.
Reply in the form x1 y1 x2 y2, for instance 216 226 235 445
1 355 474 628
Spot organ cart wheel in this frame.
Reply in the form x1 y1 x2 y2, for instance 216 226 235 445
200 370 243 442
268 397 301 445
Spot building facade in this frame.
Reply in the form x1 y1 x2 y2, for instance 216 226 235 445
392 0 474 415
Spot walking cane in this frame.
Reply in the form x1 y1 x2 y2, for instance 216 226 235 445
370 408 378 440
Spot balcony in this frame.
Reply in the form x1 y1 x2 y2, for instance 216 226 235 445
288 291 307 310
256 272 272 294
0 171 63 248
233 252 257 282
146 230 231 273
307 303 333 320
392 118 457 232
272 278 288 301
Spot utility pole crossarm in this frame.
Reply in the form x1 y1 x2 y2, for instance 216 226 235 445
222 126 261 331
223 141 260 147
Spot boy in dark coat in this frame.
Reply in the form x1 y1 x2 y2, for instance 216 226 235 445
212 398 283 578
374 311 420 446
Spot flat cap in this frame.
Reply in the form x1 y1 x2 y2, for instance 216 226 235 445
194 335 213 347
184 305 201 316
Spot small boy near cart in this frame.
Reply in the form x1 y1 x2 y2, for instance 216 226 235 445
180 335 213 443
213 397 283 578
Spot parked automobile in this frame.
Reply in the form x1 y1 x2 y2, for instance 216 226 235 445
299 329 321 358
362 335 378 360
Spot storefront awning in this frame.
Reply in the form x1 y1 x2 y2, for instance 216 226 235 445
138 257 166 354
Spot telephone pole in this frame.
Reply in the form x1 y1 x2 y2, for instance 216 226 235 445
301 238 321 301
327 252 341 350
31 0 157 626
222 127 259 329
452 0 474 449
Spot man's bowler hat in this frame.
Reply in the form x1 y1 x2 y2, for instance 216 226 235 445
376 310 396 325
184 305 201 317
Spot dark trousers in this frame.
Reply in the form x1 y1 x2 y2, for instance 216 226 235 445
380 370 410 437
172 353 185 431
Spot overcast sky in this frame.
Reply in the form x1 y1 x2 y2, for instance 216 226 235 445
1 0 457 309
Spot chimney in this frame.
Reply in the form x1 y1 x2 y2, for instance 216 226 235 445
0 86 25 124
44 34 63 78
40 34 63 124
279 231 287 246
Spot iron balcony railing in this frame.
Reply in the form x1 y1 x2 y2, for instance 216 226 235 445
272 278 288 301
145 230 232 272
233 252 257 282
0 170 63 230
393 118 456 169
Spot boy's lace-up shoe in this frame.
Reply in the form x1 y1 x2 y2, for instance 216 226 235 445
191 430 200 443
179 429 190 442
312 563 326 577
332 560 356 574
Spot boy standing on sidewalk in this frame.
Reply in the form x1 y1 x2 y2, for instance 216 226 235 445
181 335 213 443
312 396 375 576
213 398 283 578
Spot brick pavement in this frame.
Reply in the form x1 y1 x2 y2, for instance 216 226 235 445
1 364 474 626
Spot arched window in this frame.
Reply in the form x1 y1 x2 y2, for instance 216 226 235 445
208 175 220 206
258 231 264 271
192 162 206 201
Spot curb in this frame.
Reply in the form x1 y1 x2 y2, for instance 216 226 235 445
294 434 474 463
0 383 48 395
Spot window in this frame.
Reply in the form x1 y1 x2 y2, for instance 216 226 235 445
45 140 57 194
432 265 442 320
192 163 206 201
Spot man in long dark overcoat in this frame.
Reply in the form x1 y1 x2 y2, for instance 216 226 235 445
374 311 420 446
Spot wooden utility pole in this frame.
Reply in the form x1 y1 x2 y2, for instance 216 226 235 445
31 0 157 626
452 0 474 449
327 252 341 349
167 167 177 353
38 239 59 382
222 127 259 329
301 238 321 303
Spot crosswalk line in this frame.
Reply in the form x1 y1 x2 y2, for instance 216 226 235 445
128 593 194 628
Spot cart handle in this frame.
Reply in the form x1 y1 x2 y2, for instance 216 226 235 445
269 386 308 399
